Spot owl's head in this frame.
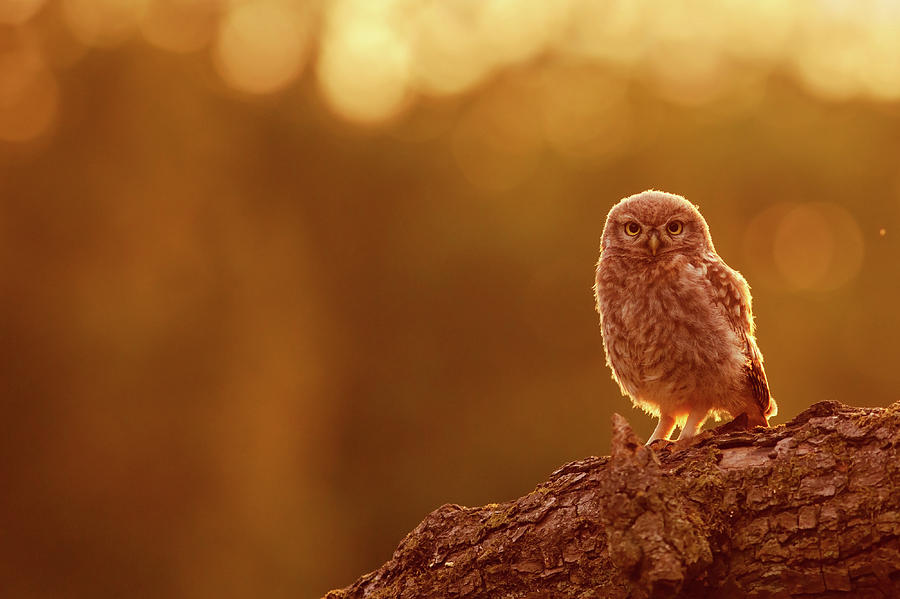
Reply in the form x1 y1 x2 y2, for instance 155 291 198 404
601 190 715 258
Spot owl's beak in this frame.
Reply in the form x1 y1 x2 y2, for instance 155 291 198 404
648 232 660 256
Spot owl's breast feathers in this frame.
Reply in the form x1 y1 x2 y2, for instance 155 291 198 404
595 250 775 418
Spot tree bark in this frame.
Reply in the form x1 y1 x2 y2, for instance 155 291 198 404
324 401 900 598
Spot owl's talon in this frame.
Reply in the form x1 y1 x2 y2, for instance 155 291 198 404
673 430 715 451
646 438 673 451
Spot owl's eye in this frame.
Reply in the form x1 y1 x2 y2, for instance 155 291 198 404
667 221 684 235
624 222 641 236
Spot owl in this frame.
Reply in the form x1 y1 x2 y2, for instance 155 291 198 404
594 190 776 443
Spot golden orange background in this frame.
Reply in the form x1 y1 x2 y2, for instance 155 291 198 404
2 1 899 597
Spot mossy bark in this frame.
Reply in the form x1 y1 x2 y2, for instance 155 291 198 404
324 401 900 598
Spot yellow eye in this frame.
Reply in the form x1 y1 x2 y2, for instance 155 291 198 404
667 221 683 235
624 222 641 236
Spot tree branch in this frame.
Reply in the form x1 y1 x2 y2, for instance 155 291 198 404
324 401 900 598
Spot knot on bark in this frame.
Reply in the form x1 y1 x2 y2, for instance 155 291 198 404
602 414 714 598
610 413 657 467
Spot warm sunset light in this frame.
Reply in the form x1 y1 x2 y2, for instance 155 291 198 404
0 32 58 141
8 0 900 125
140 0 219 54
5 2 900 599
539 67 630 161
317 0 412 123
745 203 865 293
0 0 48 24
213 1 310 95
62 0 149 47
409 2 489 97
451 82 544 192
772 203 864 291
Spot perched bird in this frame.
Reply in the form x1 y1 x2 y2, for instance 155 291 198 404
594 190 776 443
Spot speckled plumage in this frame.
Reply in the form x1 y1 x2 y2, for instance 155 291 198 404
594 190 776 442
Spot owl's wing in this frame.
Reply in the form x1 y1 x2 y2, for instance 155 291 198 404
702 256 771 413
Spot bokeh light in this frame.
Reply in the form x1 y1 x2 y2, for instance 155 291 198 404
141 0 220 54
773 205 836 290
5 3 900 599
478 0 569 65
317 0 412 123
12 0 900 128
745 203 865 293
772 203 864 292
410 2 490 97
213 1 310 95
0 0 48 24
62 0 149 47
559 0 643 63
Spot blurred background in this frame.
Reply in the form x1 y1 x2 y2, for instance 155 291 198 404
2 0 900 597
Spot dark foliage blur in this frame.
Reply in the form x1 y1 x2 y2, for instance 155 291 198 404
2 1 899 598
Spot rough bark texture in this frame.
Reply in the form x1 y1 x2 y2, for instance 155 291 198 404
324 401 900 598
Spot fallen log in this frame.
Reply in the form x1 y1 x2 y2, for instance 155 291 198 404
324 401 900 598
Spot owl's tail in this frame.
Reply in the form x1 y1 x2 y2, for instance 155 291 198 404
751 397 778 428
764 396 778 420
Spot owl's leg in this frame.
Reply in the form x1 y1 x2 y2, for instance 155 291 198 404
647 414 676 444
677 411 707 441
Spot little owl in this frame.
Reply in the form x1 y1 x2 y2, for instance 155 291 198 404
594 190 776 443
